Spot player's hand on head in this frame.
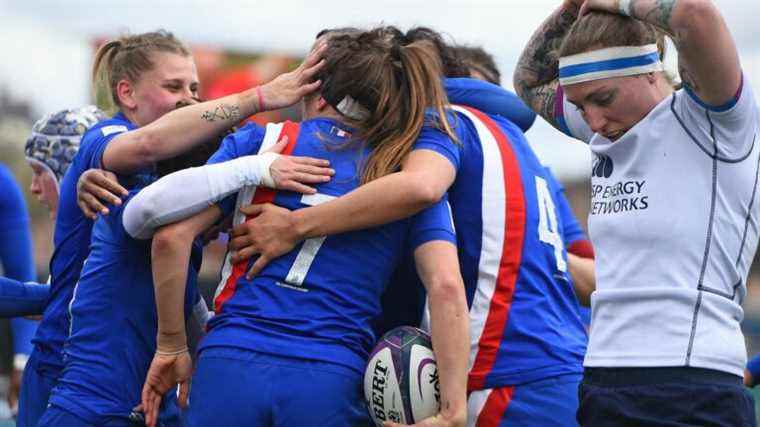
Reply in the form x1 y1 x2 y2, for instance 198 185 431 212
579 0 618 15
563 0 586 9
258 41 327 111
77 168 128 219
141 350 193 427
229 203 302 278
264 135 334 194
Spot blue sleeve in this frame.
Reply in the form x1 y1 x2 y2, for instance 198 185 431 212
11 318 37 357
545 167 586 245
0 277 48 317
748 353 760 386
0 166 35 282
445 78 537 132
207 123 267 218
413 124 462 171
407 195 457 250
0 165 39 357
81 123 131 171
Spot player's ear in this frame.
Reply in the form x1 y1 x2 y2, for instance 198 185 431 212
316 97 329 111
116 79 137 110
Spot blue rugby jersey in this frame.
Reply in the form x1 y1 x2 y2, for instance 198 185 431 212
415 106 587 389
375 166 591 338
444 78 537 132
0 164 38 358
32 112 136 375
201 118 456 375
49 184 201 424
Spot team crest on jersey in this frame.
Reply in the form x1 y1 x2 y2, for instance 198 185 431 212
592 154 614 178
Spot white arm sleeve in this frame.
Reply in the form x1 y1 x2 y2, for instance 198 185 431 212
123 152 279 239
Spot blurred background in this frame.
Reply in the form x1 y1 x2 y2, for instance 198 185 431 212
0 0 759 423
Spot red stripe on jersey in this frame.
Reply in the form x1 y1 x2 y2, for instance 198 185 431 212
464 107 526 391
475 387 515 427
214 121 301 312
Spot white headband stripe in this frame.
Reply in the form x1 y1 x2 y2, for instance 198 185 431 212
560 62 663 86
559 44 663 86
336 95 370 121
559 45 658 68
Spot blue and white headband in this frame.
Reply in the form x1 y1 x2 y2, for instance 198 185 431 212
558 44 663 86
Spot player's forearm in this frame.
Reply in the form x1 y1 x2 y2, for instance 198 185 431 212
514 2 580 127
152 206 221 351
151 227 193 352
567 253 595 307
426 275 469 423
0 277 48 317
416 242 469 424
293 171 441 239
105 90 259 174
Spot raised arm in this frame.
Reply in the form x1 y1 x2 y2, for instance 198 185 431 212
141 206 221 427
514 0 582 131
582 0 740 105
102 43 326 174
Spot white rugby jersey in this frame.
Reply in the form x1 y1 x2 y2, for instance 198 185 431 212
560 77 760 376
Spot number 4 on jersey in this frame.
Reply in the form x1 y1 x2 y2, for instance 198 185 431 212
535 176 567 272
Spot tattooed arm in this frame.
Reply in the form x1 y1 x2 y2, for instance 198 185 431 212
513 1 581 132
101 42 326 174
584 0 740 106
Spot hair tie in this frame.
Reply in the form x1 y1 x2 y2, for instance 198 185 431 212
391 43 403 60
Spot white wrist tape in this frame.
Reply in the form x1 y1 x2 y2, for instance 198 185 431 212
619 0 633 16
251 151 279 189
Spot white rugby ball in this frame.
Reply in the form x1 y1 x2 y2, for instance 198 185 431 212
364 326 440 426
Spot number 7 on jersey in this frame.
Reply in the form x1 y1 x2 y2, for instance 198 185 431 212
284 193 336 287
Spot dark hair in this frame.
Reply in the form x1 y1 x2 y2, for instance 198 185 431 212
403 27 470 79
317 27 456 184
559 12 659 58
316 27 362 40
92 30 190 110
454 45 501 85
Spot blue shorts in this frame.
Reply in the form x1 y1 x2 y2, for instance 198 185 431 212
578 367 756 427
16 349 57 427
467 373 581 426
186 347 370 427
37 403 178 427
38 404 134 427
